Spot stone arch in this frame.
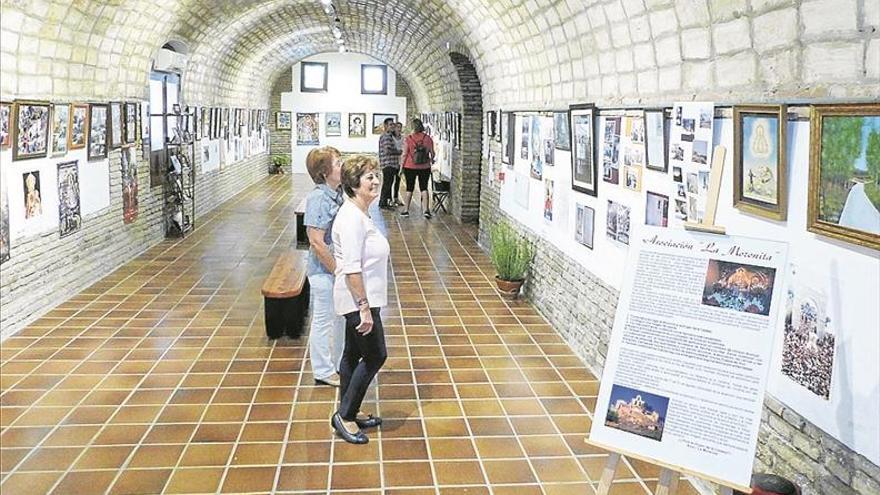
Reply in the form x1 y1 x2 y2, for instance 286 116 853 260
449 51 483 223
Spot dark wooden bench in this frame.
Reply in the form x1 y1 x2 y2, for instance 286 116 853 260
261 249 309 340
295 198 308 249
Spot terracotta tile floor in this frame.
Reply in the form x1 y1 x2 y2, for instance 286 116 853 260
0 175 699 494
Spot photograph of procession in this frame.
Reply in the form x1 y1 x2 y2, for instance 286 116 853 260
605 384 669 442
701 260 776 316
781 283 836 400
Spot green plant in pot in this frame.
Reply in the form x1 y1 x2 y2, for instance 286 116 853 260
489 221 535 299
271 154 291 174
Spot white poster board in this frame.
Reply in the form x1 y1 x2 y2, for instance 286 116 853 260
589 226 788 491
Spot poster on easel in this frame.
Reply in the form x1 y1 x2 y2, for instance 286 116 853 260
588 226 788 492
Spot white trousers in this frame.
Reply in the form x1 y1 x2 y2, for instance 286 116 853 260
308 273 345 379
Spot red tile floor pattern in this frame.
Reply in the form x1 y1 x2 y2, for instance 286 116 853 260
0 175 700 494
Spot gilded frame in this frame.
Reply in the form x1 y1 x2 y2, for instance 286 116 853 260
733 104 788 220
807 103 880 250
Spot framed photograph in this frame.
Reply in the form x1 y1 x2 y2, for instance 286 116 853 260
808 104 880 250
57 160 82 237
123 102 137 144
645 191 670 227
569 103 597 196
87 103 108 161
554 111 571 151
23 170 43 218
51 103 69 155
348 113 366 138
326 112 342 137
13 101 51 161
68 104 88 150
301 61 329 93
575 203 595 249
606 199 631 245
733 104 787 220
644 109 668 172
372 113 397 135
201 107 209 139
108 102 123 149
501 112 510 165
623 164 642 191
296 113 320 145
0 101 11 149
276 111 291 130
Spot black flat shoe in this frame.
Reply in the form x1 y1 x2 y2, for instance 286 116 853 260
331 413 368 444
355 414 382 429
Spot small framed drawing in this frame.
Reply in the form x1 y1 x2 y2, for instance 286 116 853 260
644 109 668 172
12 100 51 161
69 104 88 150
807 104 880 250
348 113 366 138
733 104 787 221
51 103 70 155
569 103 597 196
87 103 108 161
276 111 292 130
108 102 123 149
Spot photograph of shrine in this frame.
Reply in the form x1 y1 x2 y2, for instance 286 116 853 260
702 259 777 316
605 384 669 441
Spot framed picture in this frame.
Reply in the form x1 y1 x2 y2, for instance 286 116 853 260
13 101 51 161
569 103 597 196
87 103 108 161
372 113 396 135
733 104 787 220
501 112 510 165
326 112 342 137
348 113 366 138
108 102 123 149
0 101 10 149
57 160 82 237
644 109 668 172
645 191 670 227
296 113 320 145
51 103 69 155
807 104 880 250
23 170 43 218
574 203 595 249
201 107 209 139
123 102 137 144
68 104 88 150
623 164 642 191
276 111 291 130
554 111 571 151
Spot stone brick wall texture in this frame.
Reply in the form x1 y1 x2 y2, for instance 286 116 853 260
1 0 879 493
269 69 293 174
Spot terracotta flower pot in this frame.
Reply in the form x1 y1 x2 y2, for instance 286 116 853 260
495 276 524 299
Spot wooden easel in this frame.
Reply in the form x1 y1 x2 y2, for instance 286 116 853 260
684 145 727 235
588 145 749 495
584 437 746 495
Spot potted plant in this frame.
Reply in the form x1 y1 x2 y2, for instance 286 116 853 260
270 154 290 174
489 221 535 299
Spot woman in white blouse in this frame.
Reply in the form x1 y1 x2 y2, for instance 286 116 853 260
330 155 390 444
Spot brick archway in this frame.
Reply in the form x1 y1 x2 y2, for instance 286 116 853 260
449 52 482 223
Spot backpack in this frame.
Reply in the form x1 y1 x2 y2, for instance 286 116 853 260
413 135 430 165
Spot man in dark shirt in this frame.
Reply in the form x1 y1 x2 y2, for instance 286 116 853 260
378 117 400 209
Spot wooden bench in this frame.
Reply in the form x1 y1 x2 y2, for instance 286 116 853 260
295 198 308 249
261 249 309 340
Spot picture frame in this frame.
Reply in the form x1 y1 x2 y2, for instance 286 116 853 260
372 113 397 135
0 101 11 149
123 102 138 144
575 203 595 249
276 111 292 130
51 103 69 155
569 103 597 196
326 112 342 137
349 113 366 138
807 103 880 250
644 108 668 172
68 104 88 150
733 104 788 220
87 103 108 161
108 101 123 149
12 100 51 161
495 110 502 143
554 111 571 151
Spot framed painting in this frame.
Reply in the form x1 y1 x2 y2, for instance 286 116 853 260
808 104 880 250
57 160 82 237
276 111 291 130
296 113 320 145
108 102 123 149
124 102 137 144
644 109 668 172
51 103 69 155
733 104 787 220
12 101 51 161
326 112 342 137
87 103 108 161
69 104 88 150
372 113 397 135
349 113 366 137
554 111 571 151
0 101 10 149
569 103 597 196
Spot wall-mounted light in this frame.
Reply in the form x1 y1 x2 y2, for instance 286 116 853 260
338 45 346 53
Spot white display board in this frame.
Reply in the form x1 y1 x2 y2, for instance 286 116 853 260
589 226 788 491
283 52 408 173
498 112 880 466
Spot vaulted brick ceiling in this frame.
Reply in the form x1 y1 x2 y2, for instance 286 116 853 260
0 0 876 110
